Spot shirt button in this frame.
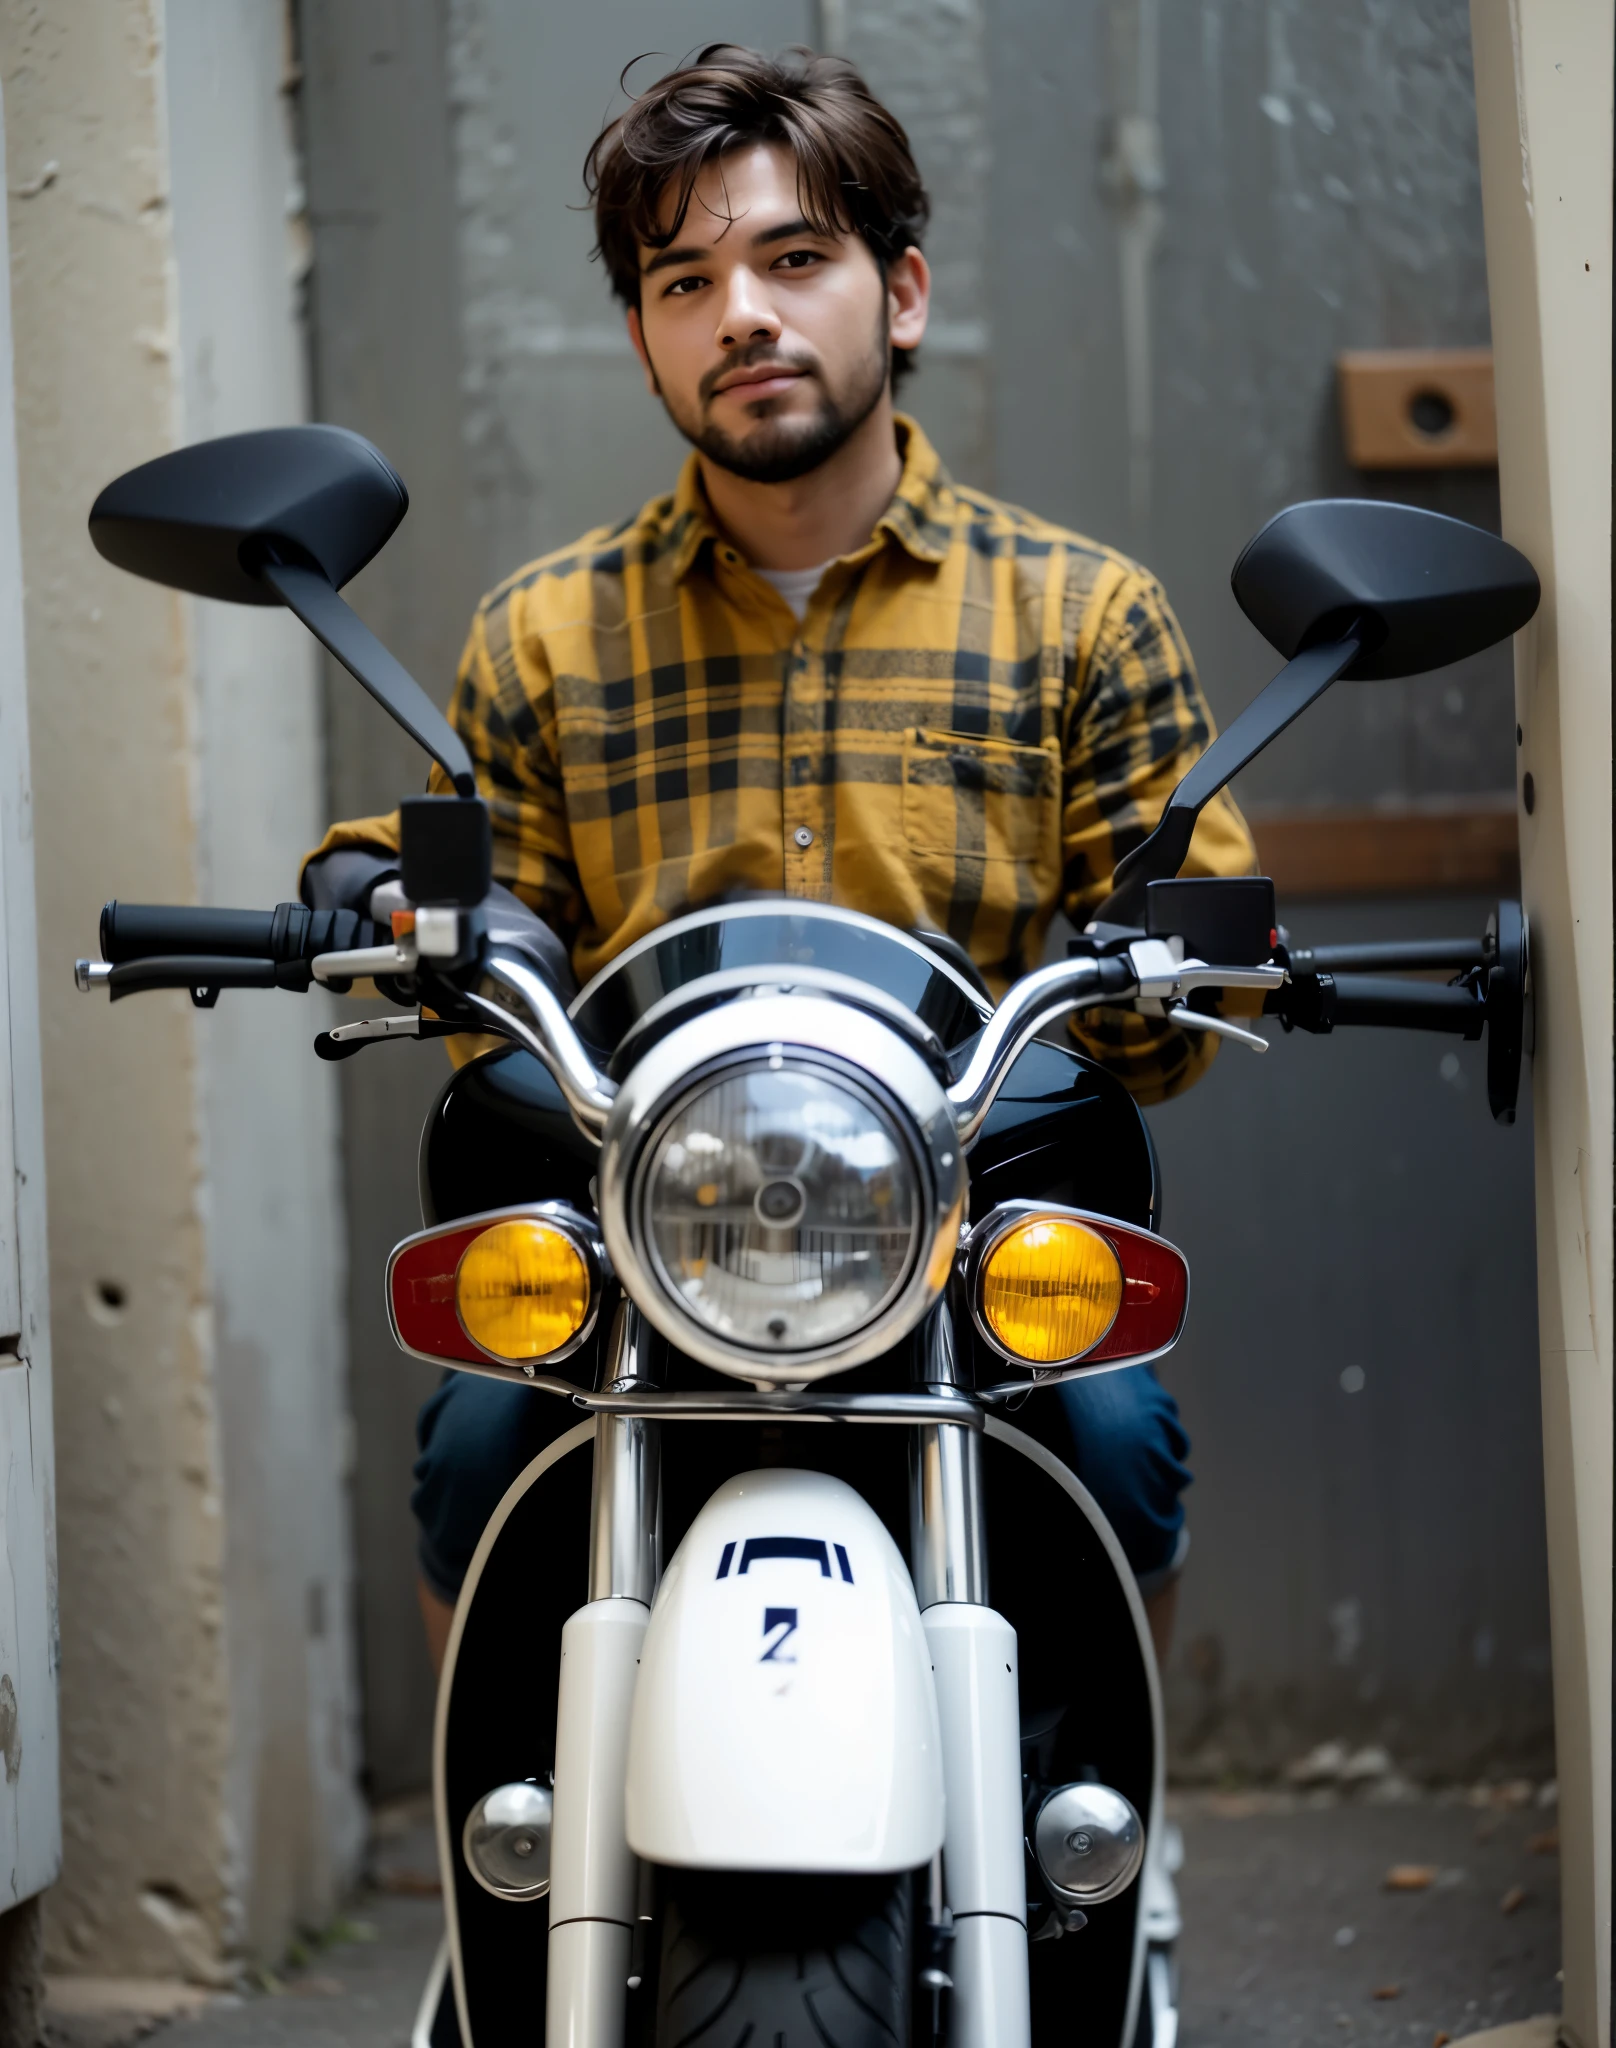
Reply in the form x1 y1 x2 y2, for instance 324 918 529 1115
793 826 814 849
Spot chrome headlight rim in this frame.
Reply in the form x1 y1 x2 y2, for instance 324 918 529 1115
636 1048 926 1367
599 997 965 1383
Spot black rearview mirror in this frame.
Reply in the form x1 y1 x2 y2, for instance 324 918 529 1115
1097 499 1540 925
89 426 476 796
1231 498 1540 679
87 423 407 602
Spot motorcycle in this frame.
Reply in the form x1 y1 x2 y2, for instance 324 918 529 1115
77 427 1538 2048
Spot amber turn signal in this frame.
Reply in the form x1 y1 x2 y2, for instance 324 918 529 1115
456 1219 590 1361
979 1215 1123 1364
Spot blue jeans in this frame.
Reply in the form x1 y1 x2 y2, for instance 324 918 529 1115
412 1365 1191 1603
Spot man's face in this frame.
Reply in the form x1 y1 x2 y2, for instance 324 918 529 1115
627 142 927 484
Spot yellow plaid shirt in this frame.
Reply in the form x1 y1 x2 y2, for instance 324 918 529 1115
311 416 1255 1101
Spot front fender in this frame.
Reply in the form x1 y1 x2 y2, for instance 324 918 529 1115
624 1467 944 1873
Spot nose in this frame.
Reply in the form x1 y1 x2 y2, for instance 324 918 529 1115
715 266 781 353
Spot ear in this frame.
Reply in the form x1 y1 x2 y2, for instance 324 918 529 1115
886 246 930 356
625 306 661 397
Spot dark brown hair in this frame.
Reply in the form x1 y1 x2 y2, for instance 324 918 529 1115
584 44 929 384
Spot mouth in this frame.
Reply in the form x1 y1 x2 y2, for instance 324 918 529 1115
712 363 808 403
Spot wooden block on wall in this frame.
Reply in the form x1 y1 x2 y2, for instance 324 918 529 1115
1249 796 1519 896
1336 347 1497 468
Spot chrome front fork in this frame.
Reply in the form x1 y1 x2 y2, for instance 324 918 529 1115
547 1301 660 2048
911 1311 1032 2048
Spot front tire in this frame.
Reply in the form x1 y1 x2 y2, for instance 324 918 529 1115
654 1870 916 2048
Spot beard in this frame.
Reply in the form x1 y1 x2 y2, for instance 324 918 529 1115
655 313 890 485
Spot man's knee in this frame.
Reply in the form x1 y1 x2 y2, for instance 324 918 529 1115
1052 1366 1192 1585
411 1374 571 1602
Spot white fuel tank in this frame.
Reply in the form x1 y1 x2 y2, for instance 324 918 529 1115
624 1468 944 1873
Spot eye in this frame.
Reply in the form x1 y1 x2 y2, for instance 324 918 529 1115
773 249 823 271
663 274 708 298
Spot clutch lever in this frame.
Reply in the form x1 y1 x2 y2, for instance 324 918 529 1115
313 1012 469 1062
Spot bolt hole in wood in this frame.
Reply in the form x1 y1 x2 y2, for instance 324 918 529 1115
1336 347 1496 468
1407 387 1456 439
87 1277 128 1326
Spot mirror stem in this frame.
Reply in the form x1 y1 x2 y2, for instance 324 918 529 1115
1096 626 1363 924
258 558 478 797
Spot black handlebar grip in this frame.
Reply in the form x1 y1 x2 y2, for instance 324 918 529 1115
101 901 277 964
1269 972 1486 1040
1284 937 1487 976
1326 975 1487 1037
101 901 379 965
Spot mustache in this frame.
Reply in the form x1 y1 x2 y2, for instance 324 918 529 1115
699 342 819 406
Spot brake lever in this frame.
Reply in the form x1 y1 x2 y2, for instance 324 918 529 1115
1162 1003 1269 1054
1123 941 1283 1054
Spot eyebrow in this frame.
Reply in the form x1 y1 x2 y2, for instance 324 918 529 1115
640 216 827 278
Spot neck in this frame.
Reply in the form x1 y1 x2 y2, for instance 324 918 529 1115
697 395 904 572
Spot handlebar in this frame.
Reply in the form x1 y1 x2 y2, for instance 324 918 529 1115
88 900 385 1001
1282 938 1488 976
74 892 1526 1130
86 955 296 1001
100 899 382 967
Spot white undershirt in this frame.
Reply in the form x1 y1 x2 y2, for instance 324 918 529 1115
754 560 834 618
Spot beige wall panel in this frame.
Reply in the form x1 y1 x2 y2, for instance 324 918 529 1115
1471 4 1614 2044
0 46 60 1912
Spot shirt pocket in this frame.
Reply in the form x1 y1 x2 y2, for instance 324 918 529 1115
901 727 1058 866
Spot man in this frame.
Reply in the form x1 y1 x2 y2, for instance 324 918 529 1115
303 44 1255 1672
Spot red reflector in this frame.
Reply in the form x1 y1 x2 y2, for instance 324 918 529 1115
1082 1219 1188 1364
389 1222 491 1363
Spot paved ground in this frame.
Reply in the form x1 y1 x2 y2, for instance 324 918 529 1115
45 1892 445 2048
49 1790 1561 2047
1174 1789 1561 2046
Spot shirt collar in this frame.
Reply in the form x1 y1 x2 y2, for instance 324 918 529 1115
874 414 954 565
665 412 956 584
667 457 723 583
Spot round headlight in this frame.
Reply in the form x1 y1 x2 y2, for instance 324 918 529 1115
456 1219 591 1361
979 1215 1122 1363
640 1063 920 1356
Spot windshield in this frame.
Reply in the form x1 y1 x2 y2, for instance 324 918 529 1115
569 901 992 1053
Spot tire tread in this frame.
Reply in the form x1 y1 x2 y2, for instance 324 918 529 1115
655 1872 913 2048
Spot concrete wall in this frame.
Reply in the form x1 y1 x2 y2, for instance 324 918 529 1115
299 0 1547 1791
985 0 1512 809
296 0 486 1804
1 0 361 1978
980 0 1547 1778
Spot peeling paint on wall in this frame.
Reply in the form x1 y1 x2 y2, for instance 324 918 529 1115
0 1675 20 1786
